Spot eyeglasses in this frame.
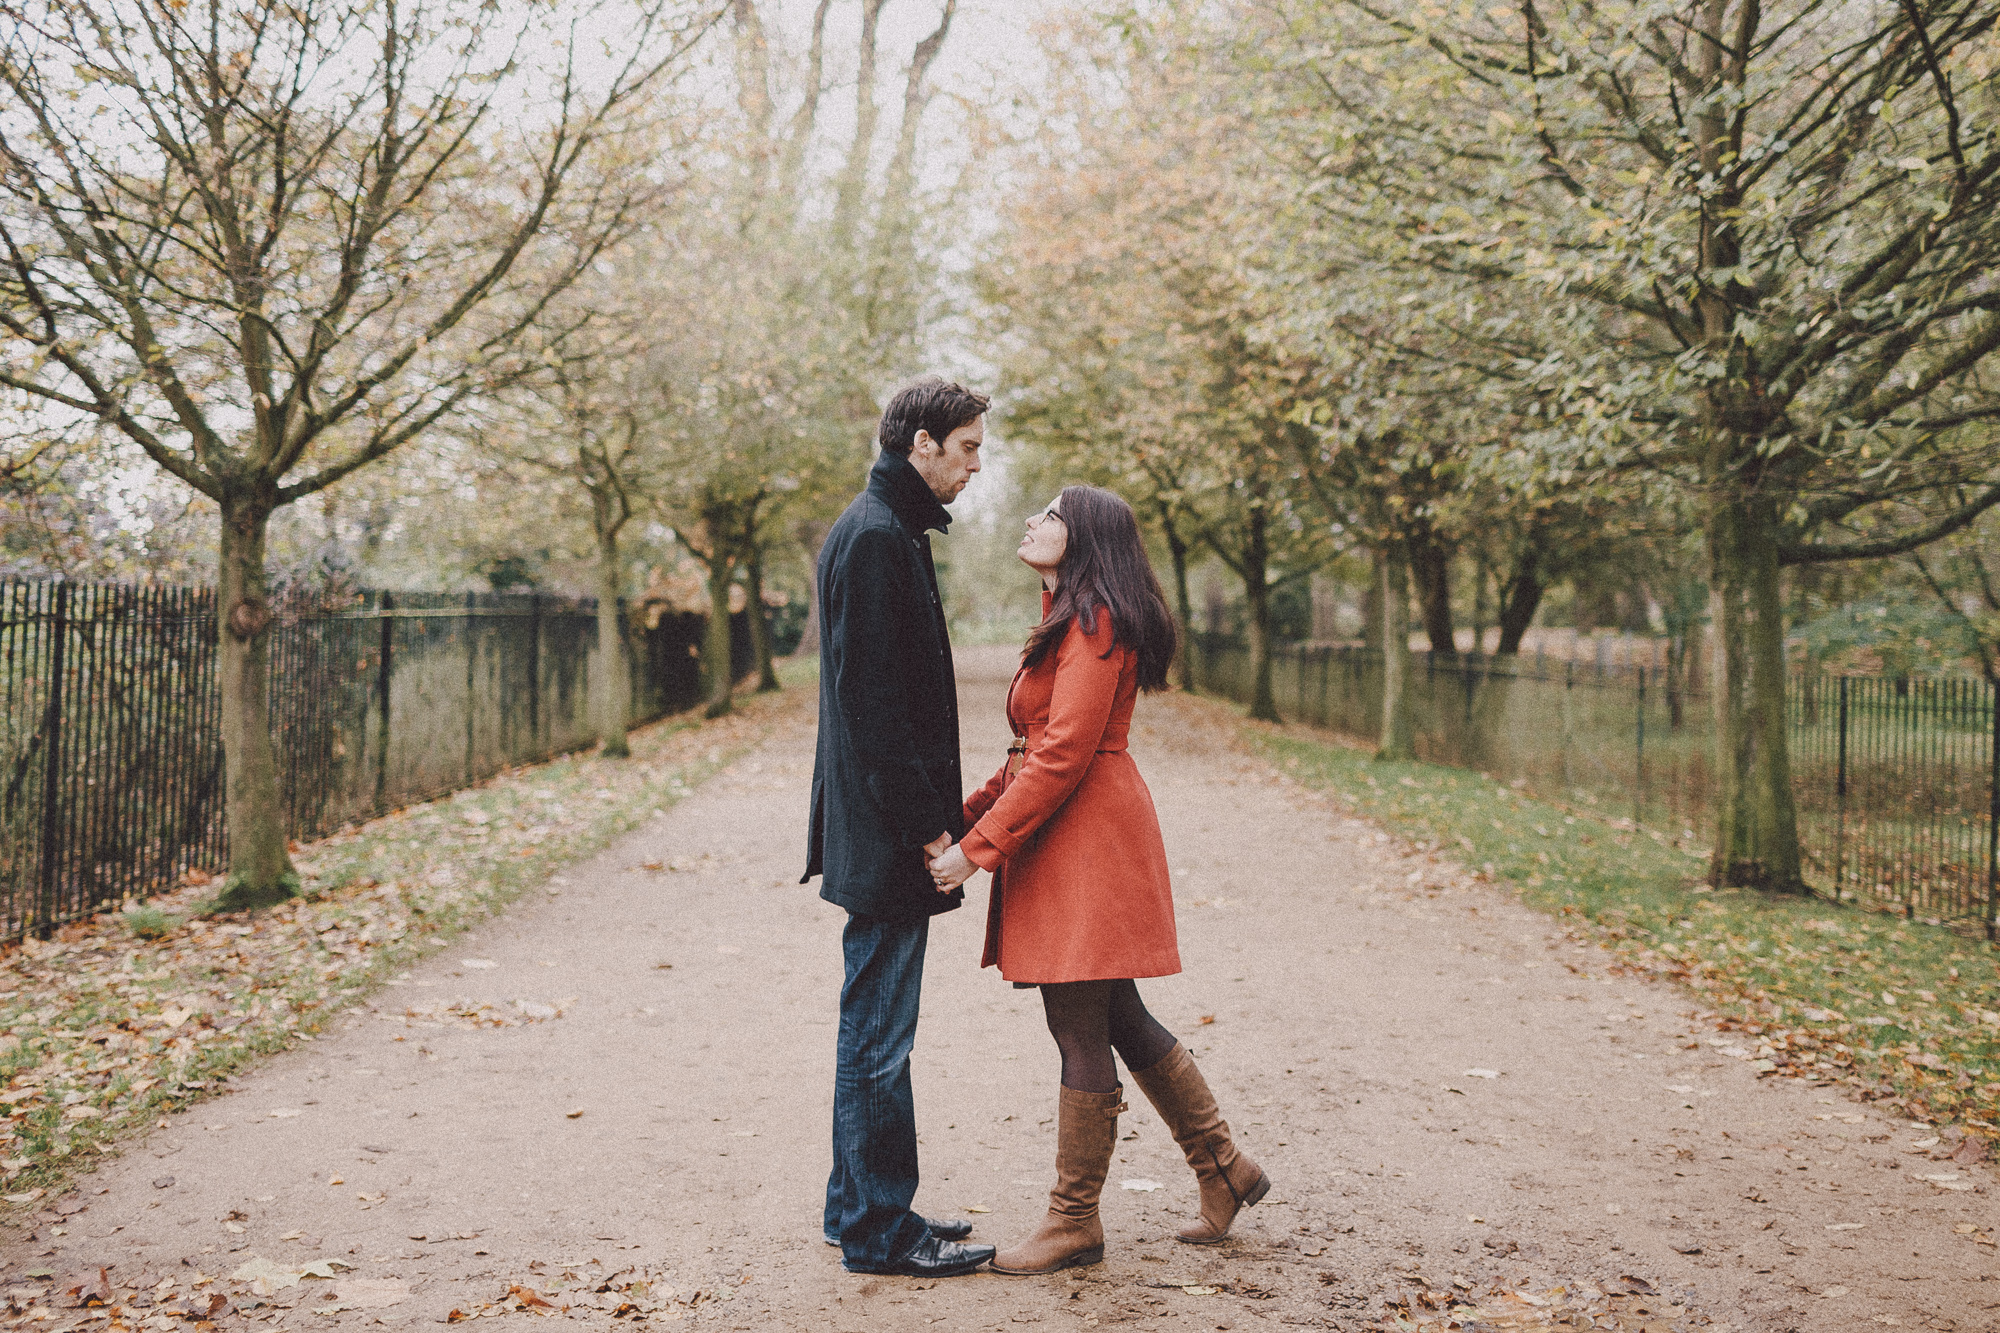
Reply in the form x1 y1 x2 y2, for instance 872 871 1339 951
1032 505 1064 526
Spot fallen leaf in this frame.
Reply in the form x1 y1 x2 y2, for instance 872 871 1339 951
509 1284 558 1311
1827 1223 1865 1231
1463 1068 1500 1079
329 1278 409 1310
230 1257 299 1293
1180 1285 1217 1296
1198 1015 1215 1025
566 1108 585 1119
297 1260 353 1278
965 1205 991 1213
1120 1179 1164 1192
75 1269 113 1307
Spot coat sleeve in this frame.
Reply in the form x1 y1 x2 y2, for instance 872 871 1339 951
960 617 1120 870
962 759 1007 829
831 525 949 847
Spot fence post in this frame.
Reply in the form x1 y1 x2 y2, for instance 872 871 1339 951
1297 646 1306 723
1635 666 1646 826
1987 674 1998 940
1561 660 1574 792
464 590 478 785
36 582 70 938
1835 675 1849 901
527 593 542 761
374 591 393 814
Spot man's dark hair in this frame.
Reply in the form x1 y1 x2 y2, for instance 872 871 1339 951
878 376 990 458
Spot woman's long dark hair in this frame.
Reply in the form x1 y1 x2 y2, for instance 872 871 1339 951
1022 484 1180 691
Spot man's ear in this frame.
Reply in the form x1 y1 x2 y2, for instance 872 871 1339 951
911 429 936 456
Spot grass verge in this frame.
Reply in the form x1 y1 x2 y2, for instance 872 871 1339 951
1234 712 2000 1134
0 669 809 1209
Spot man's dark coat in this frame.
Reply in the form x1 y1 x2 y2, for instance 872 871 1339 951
802 452 966 920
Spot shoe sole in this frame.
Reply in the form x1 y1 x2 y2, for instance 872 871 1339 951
1175 1171 1272 1245
990 1245 1104 1276
844 1259 992 1277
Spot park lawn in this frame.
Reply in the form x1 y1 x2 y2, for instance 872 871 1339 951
0 668 810 1206
1244 719 2000 1135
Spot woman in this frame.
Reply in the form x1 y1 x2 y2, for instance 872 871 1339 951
928 484 1270 1276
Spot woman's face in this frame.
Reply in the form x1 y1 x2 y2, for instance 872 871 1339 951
1017 494 1069 578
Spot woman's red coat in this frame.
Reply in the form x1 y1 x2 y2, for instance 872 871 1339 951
959 597 1181 983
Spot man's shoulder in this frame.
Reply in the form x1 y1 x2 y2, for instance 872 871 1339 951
831 487 899 536
826 492 911 561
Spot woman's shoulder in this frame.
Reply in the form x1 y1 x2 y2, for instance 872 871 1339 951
1057 608 1125 655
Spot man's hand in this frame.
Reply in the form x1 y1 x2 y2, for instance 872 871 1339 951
928 843 977 891
923 832 953 862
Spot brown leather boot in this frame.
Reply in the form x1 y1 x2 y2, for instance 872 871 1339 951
990 1084 1125 1275
1129 1045 1269 1244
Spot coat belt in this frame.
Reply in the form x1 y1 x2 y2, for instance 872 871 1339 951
1011 723 1129 754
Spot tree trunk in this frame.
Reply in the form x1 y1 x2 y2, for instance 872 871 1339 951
1160 509 1194 691
793 517 829 657
703 548 737 719
1706 490 1805 891
1411 531 1457 657
1494 548 1545 656
1376 543 1416 761
1361 547 1384 652
593 523 632 759
1242 508 1280 722
212 493 297 911
1469 555 1492 657
745 543 781 692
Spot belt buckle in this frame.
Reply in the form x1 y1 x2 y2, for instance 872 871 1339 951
1005 736 1026 780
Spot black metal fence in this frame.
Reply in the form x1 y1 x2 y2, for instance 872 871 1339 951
1 580 751 939
1192 637 2000 928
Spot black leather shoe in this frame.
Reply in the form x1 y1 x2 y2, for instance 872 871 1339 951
847 1234 994 1277
825 1215 973 1247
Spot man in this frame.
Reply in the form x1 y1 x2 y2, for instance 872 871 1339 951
802 376 994 1277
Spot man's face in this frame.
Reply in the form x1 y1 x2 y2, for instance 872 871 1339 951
909 416 984 503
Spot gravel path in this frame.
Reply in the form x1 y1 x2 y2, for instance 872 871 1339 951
6 646 1994 1332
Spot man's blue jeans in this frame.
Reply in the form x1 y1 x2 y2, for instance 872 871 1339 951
825 912 931 1270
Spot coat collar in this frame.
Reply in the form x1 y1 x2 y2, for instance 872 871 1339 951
868 451 952 536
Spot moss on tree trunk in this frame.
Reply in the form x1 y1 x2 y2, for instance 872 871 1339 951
212 495 298 912
1376 544 1416 762
1240 506 1280 722
703 549 736 719
1706 491 1805 892
745 546 781 692
593 528 632 759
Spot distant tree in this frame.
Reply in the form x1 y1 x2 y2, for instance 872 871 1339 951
0 0 711 907
1242 0 2000 891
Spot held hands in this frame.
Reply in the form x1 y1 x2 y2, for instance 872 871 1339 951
926 838 977 891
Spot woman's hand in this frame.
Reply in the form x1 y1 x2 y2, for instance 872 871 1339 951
928 842 977 890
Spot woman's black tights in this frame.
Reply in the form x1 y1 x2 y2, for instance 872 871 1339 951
1039 979 1180 1093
